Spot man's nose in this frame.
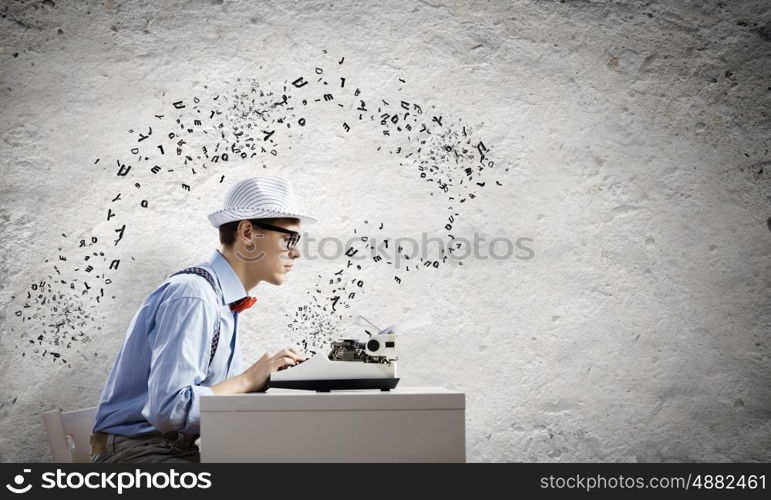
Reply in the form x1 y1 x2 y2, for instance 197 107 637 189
289 246 301 259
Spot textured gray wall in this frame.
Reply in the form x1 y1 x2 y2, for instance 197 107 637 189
1 0 769 462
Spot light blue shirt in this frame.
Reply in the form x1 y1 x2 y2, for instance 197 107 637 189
93 249 248 437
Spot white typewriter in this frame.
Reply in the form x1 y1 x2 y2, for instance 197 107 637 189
268 314 431 392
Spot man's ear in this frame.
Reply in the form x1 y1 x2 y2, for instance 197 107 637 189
237 220 254 243
239 220 265 244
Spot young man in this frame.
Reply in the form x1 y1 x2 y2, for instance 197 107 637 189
90 175 316 463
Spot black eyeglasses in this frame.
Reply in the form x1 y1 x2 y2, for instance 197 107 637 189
250 220 301 250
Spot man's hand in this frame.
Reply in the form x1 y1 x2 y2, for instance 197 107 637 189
242 348 306 392
211 348 306 395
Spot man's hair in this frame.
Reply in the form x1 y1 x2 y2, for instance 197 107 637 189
219 218 299 247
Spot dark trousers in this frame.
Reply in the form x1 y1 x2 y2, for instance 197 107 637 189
90 431 201 463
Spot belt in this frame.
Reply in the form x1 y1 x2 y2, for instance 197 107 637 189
90 431 198 456
90 432 112 456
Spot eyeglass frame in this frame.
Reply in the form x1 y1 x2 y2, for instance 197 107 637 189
249 220 301 250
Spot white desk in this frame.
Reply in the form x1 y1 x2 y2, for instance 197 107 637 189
200 386 465 462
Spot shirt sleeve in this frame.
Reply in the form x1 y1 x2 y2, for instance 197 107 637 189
141 295 218 435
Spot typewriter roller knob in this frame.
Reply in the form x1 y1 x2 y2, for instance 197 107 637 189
366 339 380 352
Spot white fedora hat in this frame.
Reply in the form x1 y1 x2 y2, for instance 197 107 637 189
207 176 318 228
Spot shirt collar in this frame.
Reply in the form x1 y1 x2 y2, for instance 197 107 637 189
208 249 248 306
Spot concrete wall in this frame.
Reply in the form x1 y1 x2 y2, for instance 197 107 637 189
1 0 769 462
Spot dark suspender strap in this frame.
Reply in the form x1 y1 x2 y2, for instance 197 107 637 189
170 267 222 366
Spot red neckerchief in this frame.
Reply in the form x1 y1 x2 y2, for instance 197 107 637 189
230 296 257 313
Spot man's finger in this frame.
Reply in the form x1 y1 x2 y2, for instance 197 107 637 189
276 348 304 361
288 347 308 360
273 356 296 368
